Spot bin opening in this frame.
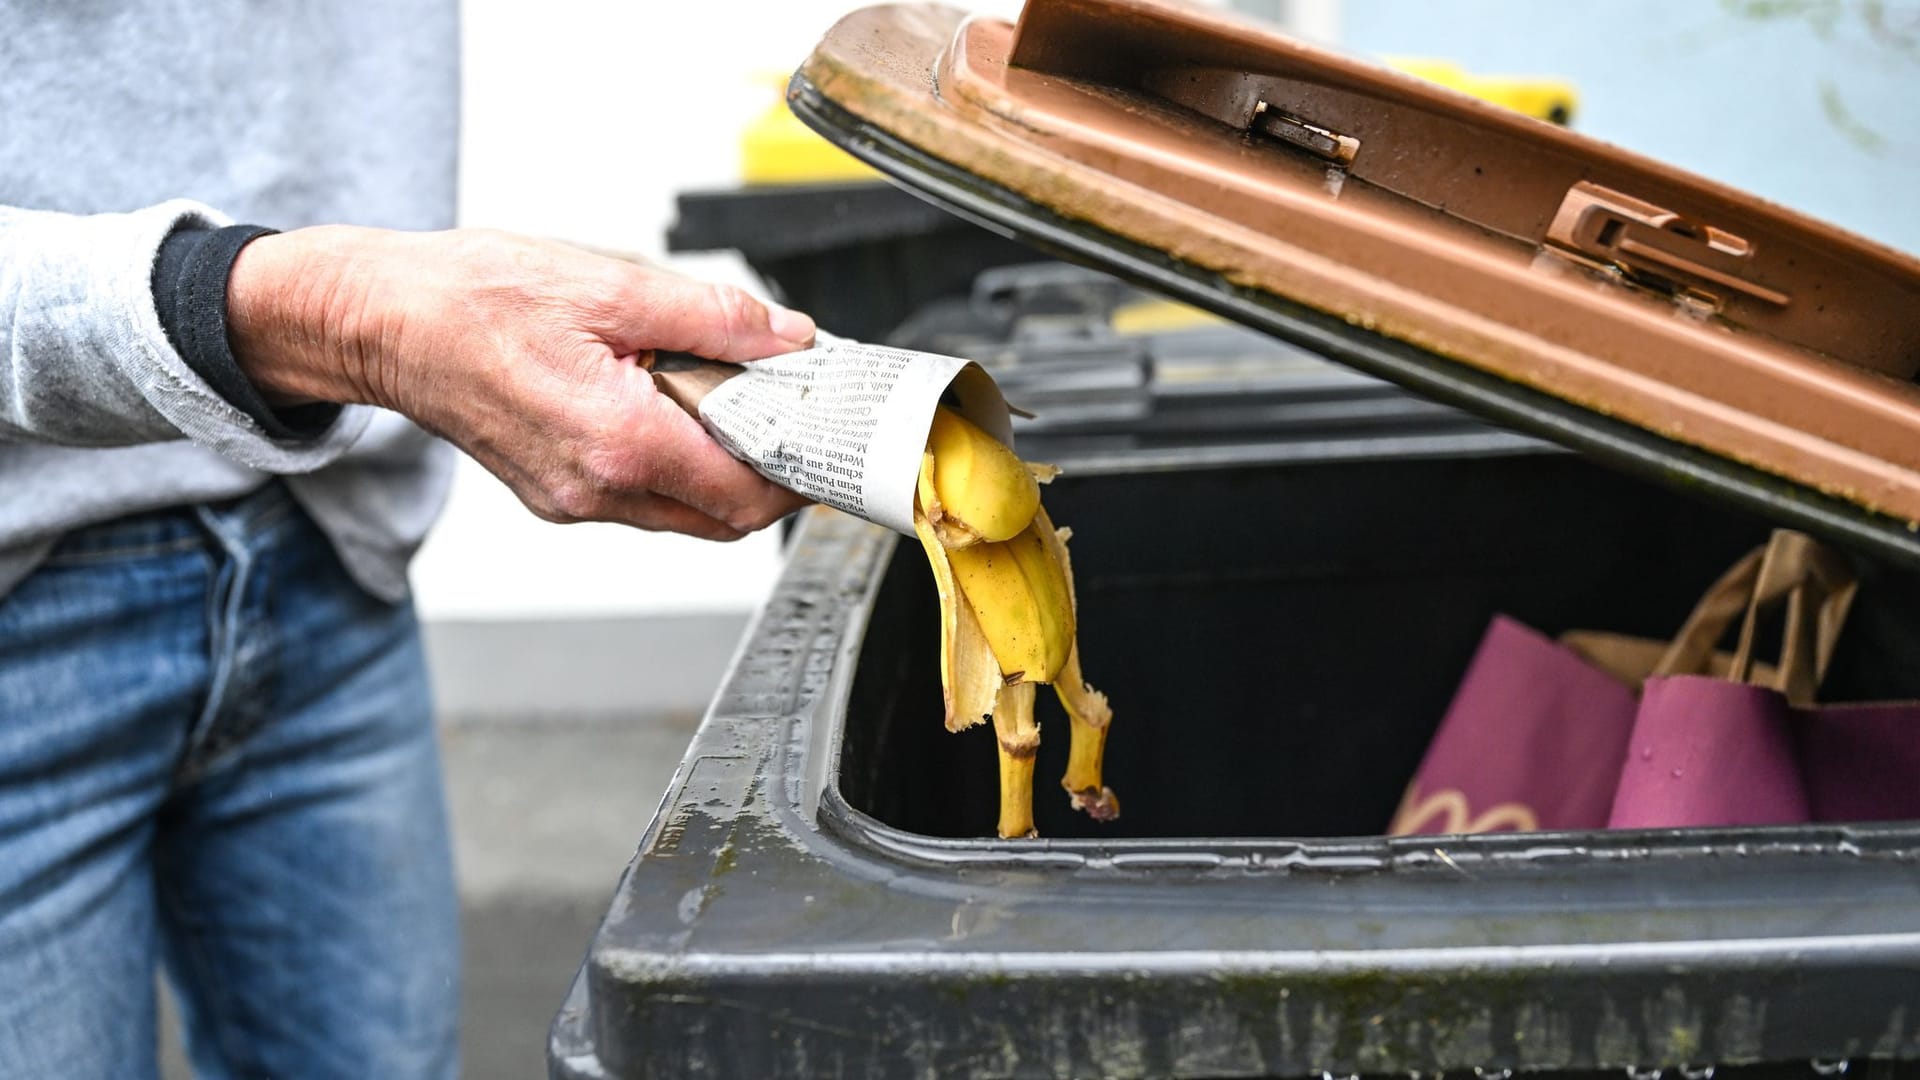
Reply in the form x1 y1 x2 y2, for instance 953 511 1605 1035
836 453 1920 840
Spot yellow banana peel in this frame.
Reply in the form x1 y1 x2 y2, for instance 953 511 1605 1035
914 451 1004 734
909 408 1118 838
945 520 1075 687
923 406 1040 548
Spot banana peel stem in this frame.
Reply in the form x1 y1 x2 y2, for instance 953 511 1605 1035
993 681 1040 839
1057 648 1120 822
1035 510 1121 822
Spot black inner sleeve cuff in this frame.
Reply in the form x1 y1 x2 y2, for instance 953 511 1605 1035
151 224 342 440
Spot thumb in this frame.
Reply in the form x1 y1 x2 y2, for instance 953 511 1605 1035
607 266 816 362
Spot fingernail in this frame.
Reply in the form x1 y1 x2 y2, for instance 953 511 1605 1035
767 303 816 346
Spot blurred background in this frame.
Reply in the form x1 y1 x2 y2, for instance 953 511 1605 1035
387 1 1920 1076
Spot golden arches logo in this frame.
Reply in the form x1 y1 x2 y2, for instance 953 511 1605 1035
1388 783 1540 836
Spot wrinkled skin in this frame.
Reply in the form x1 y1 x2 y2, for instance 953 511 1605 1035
228 226 816 541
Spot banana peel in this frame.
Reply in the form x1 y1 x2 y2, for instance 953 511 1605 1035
945 519 1075 686
911 425 1118 838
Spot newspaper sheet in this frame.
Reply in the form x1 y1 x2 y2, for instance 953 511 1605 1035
691 339 1014 537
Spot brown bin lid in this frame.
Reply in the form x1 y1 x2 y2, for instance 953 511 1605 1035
791 0 1920 565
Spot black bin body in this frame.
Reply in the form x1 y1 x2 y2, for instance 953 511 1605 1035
668 181 1038 342
844 454 1920 843
549 287 1920 1079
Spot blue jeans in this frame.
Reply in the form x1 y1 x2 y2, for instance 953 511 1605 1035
0 483 458 1079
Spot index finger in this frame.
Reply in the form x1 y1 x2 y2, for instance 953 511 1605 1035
606 265 817 364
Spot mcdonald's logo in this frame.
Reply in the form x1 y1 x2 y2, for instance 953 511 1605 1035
1388 782 1540 836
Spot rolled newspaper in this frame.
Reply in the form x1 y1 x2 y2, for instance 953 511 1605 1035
649 336 1015 537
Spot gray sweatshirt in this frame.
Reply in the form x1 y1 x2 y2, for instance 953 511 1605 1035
0 0 461 601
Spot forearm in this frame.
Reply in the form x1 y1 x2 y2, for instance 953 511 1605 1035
0 202 365 470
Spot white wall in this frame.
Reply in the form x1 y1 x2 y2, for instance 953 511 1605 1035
417 0 1031 621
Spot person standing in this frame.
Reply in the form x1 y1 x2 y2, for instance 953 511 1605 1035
0 2 812 1076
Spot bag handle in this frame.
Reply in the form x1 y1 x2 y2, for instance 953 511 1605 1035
1727 530 1858 702
1653 530 1858 704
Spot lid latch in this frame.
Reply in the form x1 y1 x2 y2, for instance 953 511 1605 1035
1545 181 1790 308
1249 100 1360 166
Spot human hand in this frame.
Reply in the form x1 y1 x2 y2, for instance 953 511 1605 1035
226 227 815 540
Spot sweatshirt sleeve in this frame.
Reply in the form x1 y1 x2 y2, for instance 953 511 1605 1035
151 222 343 441
0 199 369 473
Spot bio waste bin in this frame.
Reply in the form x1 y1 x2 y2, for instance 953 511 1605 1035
551 1 1920 1076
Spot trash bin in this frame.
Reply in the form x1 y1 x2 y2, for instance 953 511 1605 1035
547 270 1920 1079
547 274 1920 1075
551 2 1920 1075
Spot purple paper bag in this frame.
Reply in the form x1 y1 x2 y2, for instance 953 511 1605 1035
1799 702 1920 823
1396 531 1915 837
1390 616 1639 836
1607 675 1810 830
